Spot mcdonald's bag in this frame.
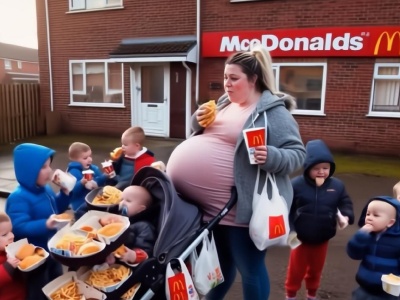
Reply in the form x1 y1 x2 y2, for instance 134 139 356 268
190 233 224 295
166 258 199 300
249 170 290 250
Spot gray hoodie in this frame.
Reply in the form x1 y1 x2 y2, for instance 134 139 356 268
191 90 306 224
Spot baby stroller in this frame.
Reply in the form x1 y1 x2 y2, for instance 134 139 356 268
104 166 238 300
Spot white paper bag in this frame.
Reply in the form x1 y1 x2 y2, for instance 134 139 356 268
191 233 224 295
165 258 199 300
249 171 290 250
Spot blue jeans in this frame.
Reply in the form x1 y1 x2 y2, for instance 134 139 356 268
206 225 269 300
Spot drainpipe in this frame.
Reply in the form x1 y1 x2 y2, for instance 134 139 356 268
45 0 54 111
182 62 192 138
195 0 200 106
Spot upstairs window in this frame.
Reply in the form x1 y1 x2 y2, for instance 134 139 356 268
70 60 124 107
4 60 11 70
369 63 400 118
17 61 22 69
69 0 122 11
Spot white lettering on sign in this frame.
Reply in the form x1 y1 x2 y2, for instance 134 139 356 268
220 33 364 52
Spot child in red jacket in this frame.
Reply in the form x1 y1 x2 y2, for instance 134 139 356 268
0 212 26 299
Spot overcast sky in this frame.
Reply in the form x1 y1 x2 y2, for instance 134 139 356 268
0 0 38 49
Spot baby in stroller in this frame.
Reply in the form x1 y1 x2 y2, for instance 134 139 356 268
105 185 157 265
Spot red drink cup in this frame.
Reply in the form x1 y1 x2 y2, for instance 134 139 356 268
82 170 94 181
243 127 266 164
102 160 116 178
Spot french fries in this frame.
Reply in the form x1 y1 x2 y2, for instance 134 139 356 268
92 186 122 205
50 281 81 300
122 283 141 300
85 265 130 289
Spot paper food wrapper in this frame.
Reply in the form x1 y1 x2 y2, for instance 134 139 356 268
287 232 301 249
337 209 348 230
42 271 106 300
52 169 77 192
6 238 49 272
243 127 266 164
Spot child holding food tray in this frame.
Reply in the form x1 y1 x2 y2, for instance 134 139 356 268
5 143 72 300
0 212 27 300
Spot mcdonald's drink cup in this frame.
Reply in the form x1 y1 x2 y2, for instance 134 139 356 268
101 160 116 178
82 170 94 181
243 127 266 164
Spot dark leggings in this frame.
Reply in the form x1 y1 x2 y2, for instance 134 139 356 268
206 225 269 300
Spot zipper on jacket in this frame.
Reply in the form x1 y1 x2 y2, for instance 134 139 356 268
315 186 318 215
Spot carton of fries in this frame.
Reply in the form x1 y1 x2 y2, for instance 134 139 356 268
78 263 132 293
42 271 106 300
71 210 130 245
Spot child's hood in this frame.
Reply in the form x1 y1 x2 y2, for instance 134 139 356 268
364 196 400 234
13 143 55 192
303 139 335 178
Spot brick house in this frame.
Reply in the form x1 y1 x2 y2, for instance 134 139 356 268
0 42 39 83
36 0 400 155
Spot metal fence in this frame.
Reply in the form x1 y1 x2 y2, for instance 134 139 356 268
0 83 41 144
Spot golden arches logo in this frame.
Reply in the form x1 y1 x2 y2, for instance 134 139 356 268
252 135 264 146
374 31 400 55
274 224 284 236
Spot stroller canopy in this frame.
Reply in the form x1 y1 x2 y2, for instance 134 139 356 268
131 167 202 260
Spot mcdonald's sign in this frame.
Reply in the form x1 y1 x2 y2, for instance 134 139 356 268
269 215 286 239
374 31 400 55
202 26 400 57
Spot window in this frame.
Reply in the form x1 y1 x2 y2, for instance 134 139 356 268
4 60 11 70
69 0 122 11
17 61 22 69
70 60 124 107
369 63 400 117
273 63 327 115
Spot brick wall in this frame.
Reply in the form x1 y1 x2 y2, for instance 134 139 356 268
36 0 196 135
36 0 400 155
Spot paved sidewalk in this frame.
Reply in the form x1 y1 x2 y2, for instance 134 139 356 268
0 134 183 197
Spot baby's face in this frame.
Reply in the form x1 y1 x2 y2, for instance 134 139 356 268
119 189 147 217
0 221 14 251
365 200 396 232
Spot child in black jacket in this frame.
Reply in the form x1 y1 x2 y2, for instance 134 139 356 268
285 139 354 300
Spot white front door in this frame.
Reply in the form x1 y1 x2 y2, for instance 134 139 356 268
131 63 169 137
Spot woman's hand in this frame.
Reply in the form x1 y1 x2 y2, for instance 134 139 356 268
254 145 267 164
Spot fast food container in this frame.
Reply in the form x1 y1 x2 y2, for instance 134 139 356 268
48 211 130 267
52 169 77 192
85 186 121 214
382 274 400 296
79 263 132 293
5 238 49 272
42 271 106 300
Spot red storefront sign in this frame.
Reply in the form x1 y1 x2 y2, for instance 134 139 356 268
202 27 400 58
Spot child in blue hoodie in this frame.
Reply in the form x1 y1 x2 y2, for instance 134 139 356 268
66 142 107 215
347 196 400 299
5 143 72 300
285 139 354 300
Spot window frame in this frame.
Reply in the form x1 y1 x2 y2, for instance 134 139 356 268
69 59 124 108
4 59 11 70
69 0 123 12
368 63 400 118
272 62 327 116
